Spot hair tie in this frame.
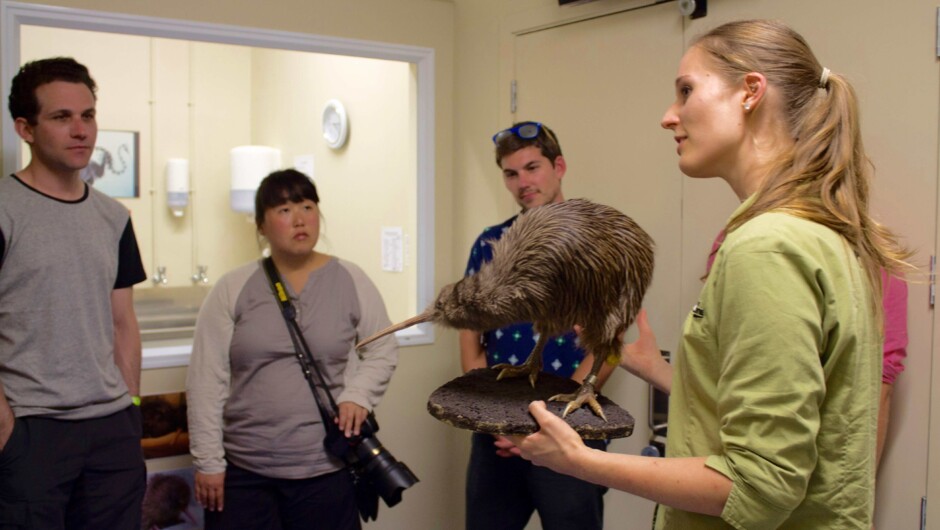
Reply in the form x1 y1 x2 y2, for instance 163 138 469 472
819 67 831 89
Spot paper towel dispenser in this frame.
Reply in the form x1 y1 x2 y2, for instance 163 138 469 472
230 145 282 215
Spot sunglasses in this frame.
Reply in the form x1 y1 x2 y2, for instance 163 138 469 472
492 122 543 144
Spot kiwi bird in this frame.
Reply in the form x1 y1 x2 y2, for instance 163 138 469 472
356 198 655 420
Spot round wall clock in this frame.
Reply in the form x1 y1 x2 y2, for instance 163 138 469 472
322 99 349 150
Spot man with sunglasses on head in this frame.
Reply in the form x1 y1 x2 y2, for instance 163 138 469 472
459 121 611 530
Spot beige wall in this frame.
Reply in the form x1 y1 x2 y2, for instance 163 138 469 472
251 49 419 321
188 42 258 287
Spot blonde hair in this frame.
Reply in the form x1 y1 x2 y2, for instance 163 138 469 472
695 19 911 295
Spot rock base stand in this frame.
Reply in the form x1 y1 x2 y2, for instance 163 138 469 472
427 368 634 440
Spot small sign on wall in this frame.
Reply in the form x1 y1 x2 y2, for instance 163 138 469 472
382 226 404 272
79 129 140 198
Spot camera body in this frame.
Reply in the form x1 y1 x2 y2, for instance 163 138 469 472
324 412 418 513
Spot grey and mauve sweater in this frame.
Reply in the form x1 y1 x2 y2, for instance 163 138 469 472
186 257 399 480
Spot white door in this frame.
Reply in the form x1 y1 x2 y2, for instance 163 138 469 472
509 3 689 527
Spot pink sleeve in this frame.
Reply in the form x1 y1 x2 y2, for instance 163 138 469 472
704 230 726 276
881 271 909 384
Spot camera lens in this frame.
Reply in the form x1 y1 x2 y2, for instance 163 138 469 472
356 438 419 506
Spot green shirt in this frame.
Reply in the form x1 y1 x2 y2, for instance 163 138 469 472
656 205 880 529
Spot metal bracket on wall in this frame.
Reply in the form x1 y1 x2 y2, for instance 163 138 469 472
920 496 926 530
930 256 936 308
677 0 707 19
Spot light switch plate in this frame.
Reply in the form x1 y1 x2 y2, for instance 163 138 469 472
381 227 404 272
294 154 315 180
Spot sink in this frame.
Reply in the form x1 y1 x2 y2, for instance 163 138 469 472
135 286 208 342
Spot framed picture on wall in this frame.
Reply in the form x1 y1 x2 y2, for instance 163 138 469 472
79 129 139 198
140 392 189 460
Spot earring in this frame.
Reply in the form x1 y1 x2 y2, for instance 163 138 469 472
743 102 751 111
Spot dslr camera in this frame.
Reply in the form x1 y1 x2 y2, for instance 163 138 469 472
324 412 418 520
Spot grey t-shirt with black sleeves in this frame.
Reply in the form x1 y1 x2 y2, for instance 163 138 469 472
0 174 146 420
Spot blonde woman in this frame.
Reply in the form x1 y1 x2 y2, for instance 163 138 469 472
510 19 910 530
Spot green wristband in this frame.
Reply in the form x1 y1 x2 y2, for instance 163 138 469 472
131 396 141 406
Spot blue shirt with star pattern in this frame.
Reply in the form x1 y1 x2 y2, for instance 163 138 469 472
464 215 585 378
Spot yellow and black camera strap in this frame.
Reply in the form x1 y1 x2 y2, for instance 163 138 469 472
260 256 340 427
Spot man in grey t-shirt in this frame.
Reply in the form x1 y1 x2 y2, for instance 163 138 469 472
0 57 147 528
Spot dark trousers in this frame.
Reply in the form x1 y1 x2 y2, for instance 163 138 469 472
466 432 607 530
0 405 146 529
204 463 360 530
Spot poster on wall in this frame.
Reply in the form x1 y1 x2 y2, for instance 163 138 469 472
143 467 204 530
141 392 189 460
140 392 202 528
79 129 139 198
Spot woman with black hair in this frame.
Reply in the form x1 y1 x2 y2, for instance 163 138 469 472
187 170 399 530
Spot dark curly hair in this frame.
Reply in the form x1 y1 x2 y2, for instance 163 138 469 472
8 57 97 125
141 474 191 529
140 396 187 438
494 121 563 168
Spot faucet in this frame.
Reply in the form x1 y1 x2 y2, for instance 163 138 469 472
151 266 169 286
192 265 210 285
